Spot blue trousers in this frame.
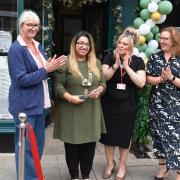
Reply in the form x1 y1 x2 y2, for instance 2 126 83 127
14 113 45 180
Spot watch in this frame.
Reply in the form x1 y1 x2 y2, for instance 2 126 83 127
169 75 176 81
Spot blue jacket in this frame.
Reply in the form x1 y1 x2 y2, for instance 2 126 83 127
8 40 48 117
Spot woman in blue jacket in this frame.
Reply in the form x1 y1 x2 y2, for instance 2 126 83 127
8 10 66 180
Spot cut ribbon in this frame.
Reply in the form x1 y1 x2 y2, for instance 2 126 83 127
25 123 44 180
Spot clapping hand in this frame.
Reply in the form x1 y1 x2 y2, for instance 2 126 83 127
113 48 121 68
166 65 173 80
123 51 131 68
44 55 67 73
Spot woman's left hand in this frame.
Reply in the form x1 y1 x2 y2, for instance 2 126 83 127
123 52 131 68
166 65 172 80
88 86 104 99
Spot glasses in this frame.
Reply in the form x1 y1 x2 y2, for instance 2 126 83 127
76 41 91 48
160 37 171 41
25 23 40 30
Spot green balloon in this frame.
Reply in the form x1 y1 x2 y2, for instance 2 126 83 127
140 0 151 8
155 33 160 41
158 1 173 15
145 47 156 58
151 25 159 35
133 17 145 29
137 43 148 52
155 49 161 53
140 9 151 20
145 32 154 41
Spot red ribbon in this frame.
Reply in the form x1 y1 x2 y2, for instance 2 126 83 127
25 123 44 180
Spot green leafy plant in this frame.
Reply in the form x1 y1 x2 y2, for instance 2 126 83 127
133 85 151 144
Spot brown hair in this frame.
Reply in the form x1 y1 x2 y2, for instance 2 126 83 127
160 26 180 56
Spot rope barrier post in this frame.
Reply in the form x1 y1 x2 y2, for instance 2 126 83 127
18 112 27 180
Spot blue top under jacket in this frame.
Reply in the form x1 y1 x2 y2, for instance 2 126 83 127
8 39 48 117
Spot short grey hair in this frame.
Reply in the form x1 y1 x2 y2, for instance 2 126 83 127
18 10 40 33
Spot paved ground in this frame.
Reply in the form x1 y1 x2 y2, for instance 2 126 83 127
0 123 176 180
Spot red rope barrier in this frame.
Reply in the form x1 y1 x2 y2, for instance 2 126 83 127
25 123 44 180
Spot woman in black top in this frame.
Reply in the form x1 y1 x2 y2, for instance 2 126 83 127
100 27 146 180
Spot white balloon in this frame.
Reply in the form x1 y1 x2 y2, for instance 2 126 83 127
148 2 158 12
151 0 161 3
133 47 139 56
146 19 155 28
138 52 146 59
148 40 159 49
139 24 151 35
156 15 166 24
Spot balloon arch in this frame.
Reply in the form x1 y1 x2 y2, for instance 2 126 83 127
132 0 173 63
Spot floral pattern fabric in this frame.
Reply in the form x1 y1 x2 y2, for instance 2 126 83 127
146 51 180 170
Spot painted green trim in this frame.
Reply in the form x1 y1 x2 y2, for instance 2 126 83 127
0 120 15 133
17 0 24 17
121 0 138 29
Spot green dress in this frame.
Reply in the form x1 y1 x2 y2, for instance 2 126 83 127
53 59 106 144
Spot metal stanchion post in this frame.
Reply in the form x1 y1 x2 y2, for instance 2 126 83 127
18 113 27 180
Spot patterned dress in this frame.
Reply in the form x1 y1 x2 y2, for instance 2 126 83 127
146 51 180 170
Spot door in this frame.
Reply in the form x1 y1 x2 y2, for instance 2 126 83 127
53 0 108 59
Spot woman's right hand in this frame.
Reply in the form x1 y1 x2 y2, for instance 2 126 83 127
44 55 67 73
69 95 85 104
160 68 167 82
113 48 120 69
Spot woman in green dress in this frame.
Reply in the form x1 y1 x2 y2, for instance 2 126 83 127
53 31 106 180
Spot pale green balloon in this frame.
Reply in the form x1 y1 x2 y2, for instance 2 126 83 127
140 0 151 8
158 1 173 15
140 9 151 20
145 47 156 58
137 43 148 52
145 32 154 41
151 25 159 35
134 17 145 29
155 33 160 41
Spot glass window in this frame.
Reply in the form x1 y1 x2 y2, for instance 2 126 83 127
0 0 17 48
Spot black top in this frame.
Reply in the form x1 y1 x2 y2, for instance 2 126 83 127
100 52 145 147
103 52 145 103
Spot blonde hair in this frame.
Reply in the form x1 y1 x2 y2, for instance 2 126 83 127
68 31 100 80
116 27 139 54
160 26 180 56
18 10 40 34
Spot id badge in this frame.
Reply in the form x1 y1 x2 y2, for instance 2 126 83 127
117 83 126 90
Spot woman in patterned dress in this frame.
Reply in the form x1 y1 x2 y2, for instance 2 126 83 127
146 27 180 180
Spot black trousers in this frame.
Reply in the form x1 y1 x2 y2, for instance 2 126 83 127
64 142 96 179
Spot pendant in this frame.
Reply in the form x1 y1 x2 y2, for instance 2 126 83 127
84 88 89 95
82 79 88 86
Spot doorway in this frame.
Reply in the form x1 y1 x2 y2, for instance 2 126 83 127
53 0 108 60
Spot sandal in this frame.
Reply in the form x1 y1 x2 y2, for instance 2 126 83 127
154 163 168 180
102 160 116 179
116 169 126 180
